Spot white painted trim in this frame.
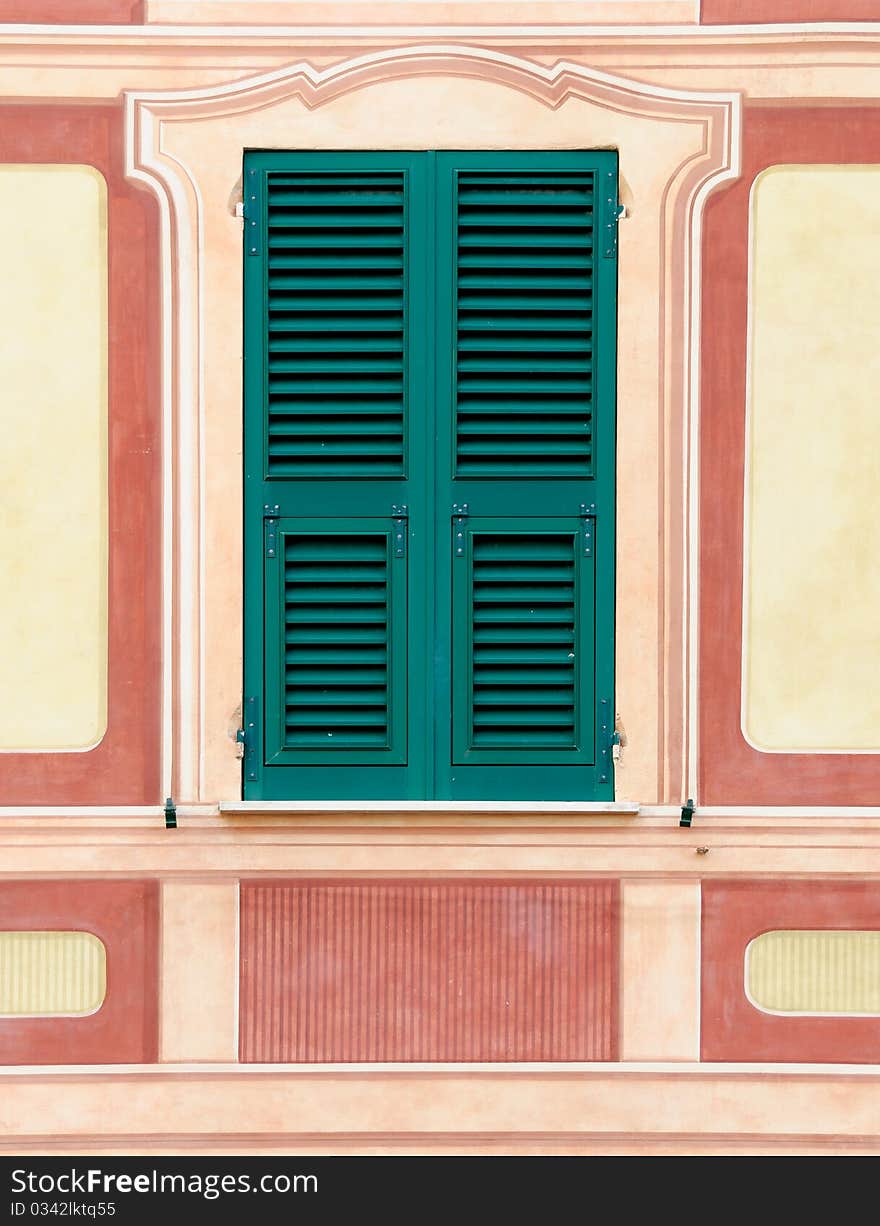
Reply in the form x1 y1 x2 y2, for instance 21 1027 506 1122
124 101 175 803
124 103 203 802
684 96 741 807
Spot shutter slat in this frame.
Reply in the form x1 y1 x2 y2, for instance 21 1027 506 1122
269 234 403 249
269 295 404 311
458 337 592 352
269 378 402 393
458 318 590 333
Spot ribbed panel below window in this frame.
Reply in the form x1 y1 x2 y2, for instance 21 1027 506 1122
240 880 618 1062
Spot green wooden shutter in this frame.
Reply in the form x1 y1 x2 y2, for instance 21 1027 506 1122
434 152 616 800
244 150 617 802
243 152 431 800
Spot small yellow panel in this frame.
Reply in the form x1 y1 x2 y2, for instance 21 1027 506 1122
743 166 880 752
747 930 880 1016
0 165 108 751
0 931 107 1017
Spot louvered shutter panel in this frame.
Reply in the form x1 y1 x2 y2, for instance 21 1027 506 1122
452 522 595 765
264 522 406 764
264 170 406 478
454 171 595 478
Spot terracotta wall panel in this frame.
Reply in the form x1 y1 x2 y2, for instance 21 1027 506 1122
702 880 880 1063
0 105 160 804
0 2 144 20
240 880 618 1062
0 880 159 1064
701 1 880 20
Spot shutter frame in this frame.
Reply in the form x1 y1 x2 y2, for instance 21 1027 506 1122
244 149 617 803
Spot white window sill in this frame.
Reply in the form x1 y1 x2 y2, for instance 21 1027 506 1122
219 800 640 815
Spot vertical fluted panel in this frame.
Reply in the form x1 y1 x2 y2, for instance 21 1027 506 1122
0 931 106 1016
240 880 618 1062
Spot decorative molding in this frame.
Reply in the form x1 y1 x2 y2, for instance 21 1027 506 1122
2 1062 880 1153
4 812 880 876
5 22 880 38
123 42 740 806
145 1 703 27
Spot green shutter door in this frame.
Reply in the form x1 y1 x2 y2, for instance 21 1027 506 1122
243 152 432 799
434 152 616 800
244 150 617 801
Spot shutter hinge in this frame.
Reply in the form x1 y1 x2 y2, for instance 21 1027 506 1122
265 504 280 559
239 697 259 783
453 503 469 557
580 503 595 557
164 797 177 829
680 798 696 828
602 170 624 259
392 504 408 558
245 166 260 256
598 697 614 784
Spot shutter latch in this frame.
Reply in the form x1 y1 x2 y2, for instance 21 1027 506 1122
264 504 280 558
453 503 469 557
580 503 595 557
392 504 408 558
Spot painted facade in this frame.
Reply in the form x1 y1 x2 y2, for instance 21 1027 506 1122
1 2 879 1155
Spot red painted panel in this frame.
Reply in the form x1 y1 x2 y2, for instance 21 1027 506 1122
0 2 144 20
699 105 880 805
701 1 880 21
702 880 880 1063
240 880 619 1062
0 105 161 804
0 880 159 1064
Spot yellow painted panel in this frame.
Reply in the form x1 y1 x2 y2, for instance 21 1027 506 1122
747 930 880 1015
0 931 107 1016
0 165 108 751
743 166 880 752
